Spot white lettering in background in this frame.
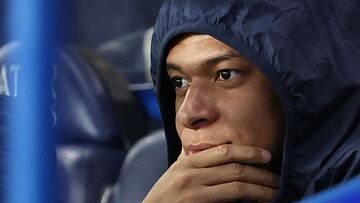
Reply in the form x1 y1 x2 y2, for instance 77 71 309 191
51 65 57 125
0 64 20 97
0 65 10 96
11 65 20 97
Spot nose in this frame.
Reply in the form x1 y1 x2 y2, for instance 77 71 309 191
176 83 219 130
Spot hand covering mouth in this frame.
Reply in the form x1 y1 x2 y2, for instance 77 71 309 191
187 141 232 155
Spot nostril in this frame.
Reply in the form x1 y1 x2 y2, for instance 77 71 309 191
192 118 208 128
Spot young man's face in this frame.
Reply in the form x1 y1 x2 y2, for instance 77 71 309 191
166 34 285 171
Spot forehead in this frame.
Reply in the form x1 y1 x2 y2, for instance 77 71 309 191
166 34 252 72
169 34 221 50
166 34 237 63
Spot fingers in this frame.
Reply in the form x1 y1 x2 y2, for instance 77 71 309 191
196 163 279 188
201 182 277 203
150 163 278 203
186 144 271 168
166 145 278 203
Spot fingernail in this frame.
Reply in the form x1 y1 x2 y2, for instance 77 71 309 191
261 150 271 162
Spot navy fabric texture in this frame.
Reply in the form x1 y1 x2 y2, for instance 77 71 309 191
150 0 360 202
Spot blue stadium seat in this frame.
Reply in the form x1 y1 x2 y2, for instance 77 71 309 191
0 43 151 203
55 46 129 203
102 129 168 203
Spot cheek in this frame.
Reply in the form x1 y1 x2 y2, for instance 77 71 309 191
221 84 284 150
175 97 183 113
174 97 185 138
248 90 284 151
223 96 260 145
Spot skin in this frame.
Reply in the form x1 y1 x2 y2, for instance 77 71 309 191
144 34 285 203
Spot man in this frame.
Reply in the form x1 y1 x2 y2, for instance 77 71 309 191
145 0 360 202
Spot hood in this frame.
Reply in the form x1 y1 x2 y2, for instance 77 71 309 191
150 0 360 201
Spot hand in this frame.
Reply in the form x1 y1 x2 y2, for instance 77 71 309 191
143 144 279 203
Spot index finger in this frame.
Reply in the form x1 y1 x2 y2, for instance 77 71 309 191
187 144 272 168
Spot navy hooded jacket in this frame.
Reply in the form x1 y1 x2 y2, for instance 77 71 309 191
150 0 360 202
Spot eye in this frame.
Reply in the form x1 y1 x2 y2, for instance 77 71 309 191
170 77 191 89
217 69 241 81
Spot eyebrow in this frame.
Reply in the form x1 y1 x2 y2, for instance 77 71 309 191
166 53 239 72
